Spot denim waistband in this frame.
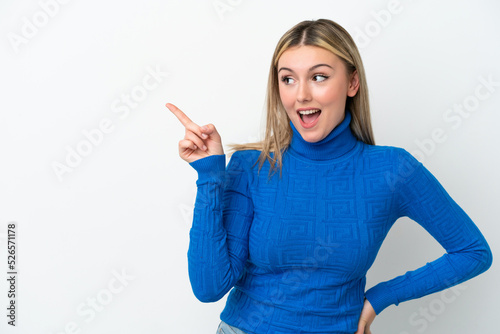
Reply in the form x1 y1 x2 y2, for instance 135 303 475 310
217 320 248 334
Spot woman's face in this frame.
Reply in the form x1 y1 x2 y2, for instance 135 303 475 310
277 45 359 143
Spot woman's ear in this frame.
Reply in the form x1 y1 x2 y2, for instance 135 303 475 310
347 70 360 97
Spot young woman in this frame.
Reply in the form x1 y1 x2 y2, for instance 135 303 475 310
168 19 493 334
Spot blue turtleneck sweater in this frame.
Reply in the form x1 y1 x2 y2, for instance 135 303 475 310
187 110 492 334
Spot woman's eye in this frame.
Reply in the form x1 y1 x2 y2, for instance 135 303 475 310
313 75 329 82
281 76 295 85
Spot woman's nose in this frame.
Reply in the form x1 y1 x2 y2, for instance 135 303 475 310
297 82 312 103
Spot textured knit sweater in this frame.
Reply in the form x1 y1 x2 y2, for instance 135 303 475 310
187 109 492 334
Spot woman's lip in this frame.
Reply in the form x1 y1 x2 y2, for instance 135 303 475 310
296 108 322 118
297 109 321 129
296 108 321 112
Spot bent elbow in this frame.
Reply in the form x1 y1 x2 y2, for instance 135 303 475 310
469 239 493 277
192 287 226 303
479 244 493 274
452 238 493 280
188 268 235 303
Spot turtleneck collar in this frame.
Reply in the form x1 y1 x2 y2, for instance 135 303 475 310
287 109 359 162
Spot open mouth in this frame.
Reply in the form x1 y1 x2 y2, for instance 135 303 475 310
298 109 322 125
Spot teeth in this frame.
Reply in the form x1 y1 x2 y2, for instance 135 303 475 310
298 109 320 115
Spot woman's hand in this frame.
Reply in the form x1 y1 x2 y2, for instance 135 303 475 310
167 103 224 163
355 298 376 334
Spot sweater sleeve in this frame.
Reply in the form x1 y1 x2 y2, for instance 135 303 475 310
364 148 493 315
187 152 254 302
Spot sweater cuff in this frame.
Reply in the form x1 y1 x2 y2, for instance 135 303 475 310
188 154 226 185
364 282 398 315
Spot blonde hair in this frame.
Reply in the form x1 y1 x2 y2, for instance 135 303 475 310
227 18 375 180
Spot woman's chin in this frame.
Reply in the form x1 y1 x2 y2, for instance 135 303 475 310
300 130 324 143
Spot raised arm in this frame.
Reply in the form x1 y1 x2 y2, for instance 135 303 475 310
167 102 254 302
187 152 254 302
365 148 493 315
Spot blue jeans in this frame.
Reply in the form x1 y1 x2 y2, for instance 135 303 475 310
216 320 248 334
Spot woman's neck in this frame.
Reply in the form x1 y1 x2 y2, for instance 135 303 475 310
287 109 358 162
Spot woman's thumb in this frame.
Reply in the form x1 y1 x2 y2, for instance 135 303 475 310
202 124 220 140
355 319 366 334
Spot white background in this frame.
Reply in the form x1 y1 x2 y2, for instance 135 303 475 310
1 0 499 333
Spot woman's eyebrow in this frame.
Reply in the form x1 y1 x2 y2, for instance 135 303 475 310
278 63 333 73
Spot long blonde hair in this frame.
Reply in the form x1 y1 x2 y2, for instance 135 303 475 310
227 18 375 179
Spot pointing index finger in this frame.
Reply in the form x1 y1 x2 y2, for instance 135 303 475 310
166 103 194 127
